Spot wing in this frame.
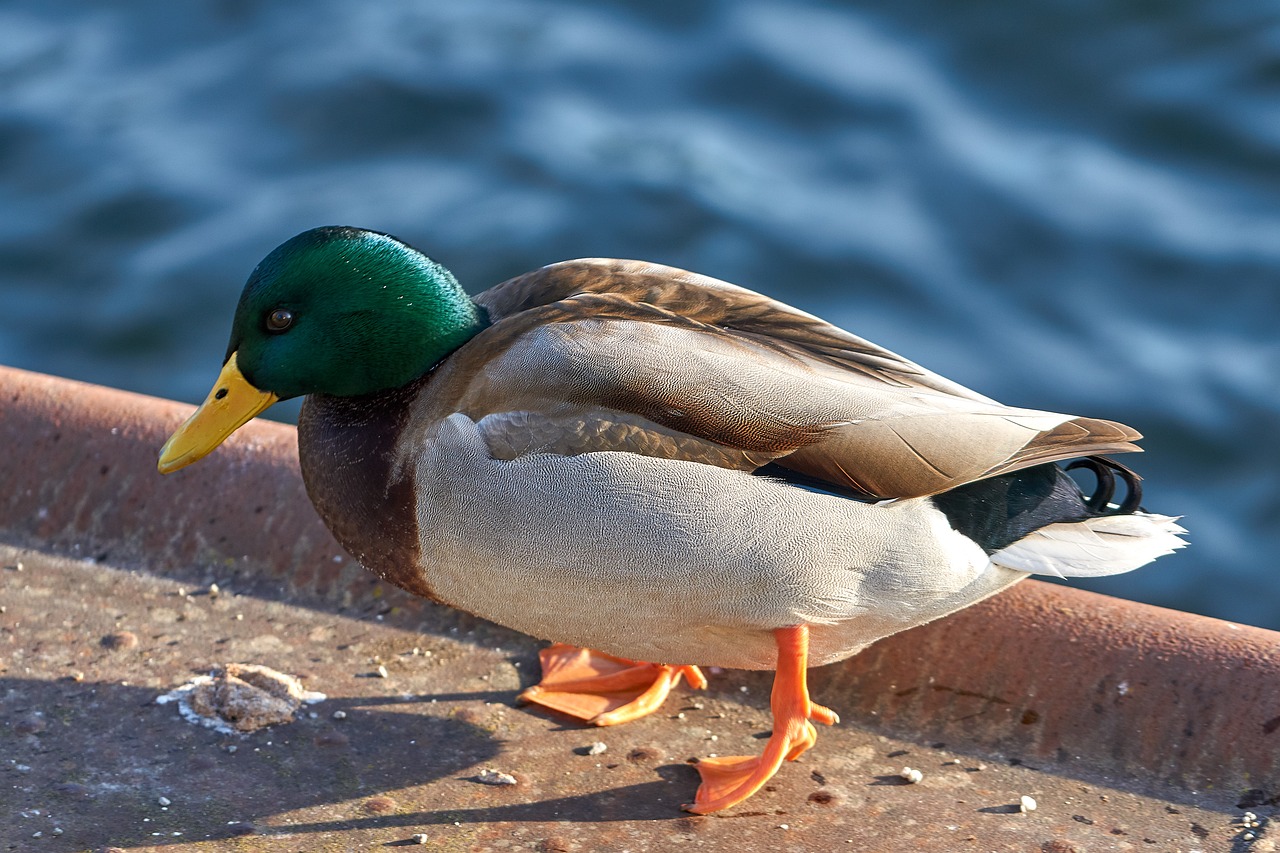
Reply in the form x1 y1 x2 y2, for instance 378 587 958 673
435 259 1140 499
476 259 1000 403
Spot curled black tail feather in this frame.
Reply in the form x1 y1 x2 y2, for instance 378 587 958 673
1066 456 1143 514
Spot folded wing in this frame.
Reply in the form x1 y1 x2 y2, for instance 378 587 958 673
458 259 1140 499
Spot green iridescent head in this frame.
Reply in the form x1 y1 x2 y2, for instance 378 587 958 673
158 226 483 473
228 226 481 399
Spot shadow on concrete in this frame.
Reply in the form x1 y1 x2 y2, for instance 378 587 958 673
275 768 694 836
3 676 500 848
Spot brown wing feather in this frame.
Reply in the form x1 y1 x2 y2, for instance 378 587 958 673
449 258 1141 499
477 259 998 403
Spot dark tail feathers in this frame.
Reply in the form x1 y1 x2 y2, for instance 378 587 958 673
930 457 1143 555
758 455 1146 556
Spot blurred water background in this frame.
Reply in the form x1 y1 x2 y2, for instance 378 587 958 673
2 1 1276 627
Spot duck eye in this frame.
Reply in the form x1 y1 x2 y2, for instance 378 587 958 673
266 308 293 332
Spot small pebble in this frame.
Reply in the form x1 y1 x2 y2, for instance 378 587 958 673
900 767 923 784
376 665 389 678
412 834 429 845
101 631 138 650
1020 795 1037 813
586 742 607 756
208 583 221 598
158 796 171 806
476 768 518 786
778 824 790 830
332 710 347 720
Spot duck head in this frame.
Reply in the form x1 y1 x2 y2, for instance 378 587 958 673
157 226 482 473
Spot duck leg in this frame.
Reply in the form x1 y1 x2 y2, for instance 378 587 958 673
685 624 837 814
519 643 707 726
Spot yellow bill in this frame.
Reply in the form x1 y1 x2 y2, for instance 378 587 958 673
157 352 278 474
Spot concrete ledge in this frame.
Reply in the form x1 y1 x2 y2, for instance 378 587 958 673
823 580 1280 794
0 365 356 598
1 364 1276 847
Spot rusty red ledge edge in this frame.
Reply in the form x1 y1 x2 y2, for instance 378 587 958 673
2 364 1276 800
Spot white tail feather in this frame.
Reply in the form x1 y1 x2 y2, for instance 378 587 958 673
991 512 1187 579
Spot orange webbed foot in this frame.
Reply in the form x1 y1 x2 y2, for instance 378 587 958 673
518 643 706 727
684 625 837 814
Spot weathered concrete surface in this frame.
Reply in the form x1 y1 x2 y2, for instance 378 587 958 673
0 365 1276 851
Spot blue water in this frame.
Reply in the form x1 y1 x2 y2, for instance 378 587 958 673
2 1 1277 627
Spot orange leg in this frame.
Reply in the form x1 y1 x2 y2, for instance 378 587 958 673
518 643 707 726
685 624 837 814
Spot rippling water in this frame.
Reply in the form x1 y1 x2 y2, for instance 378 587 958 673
2 1 1276 627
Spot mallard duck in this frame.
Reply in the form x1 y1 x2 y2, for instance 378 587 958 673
158 226 1185 813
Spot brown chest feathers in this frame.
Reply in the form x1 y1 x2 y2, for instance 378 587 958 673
297 377 437 601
